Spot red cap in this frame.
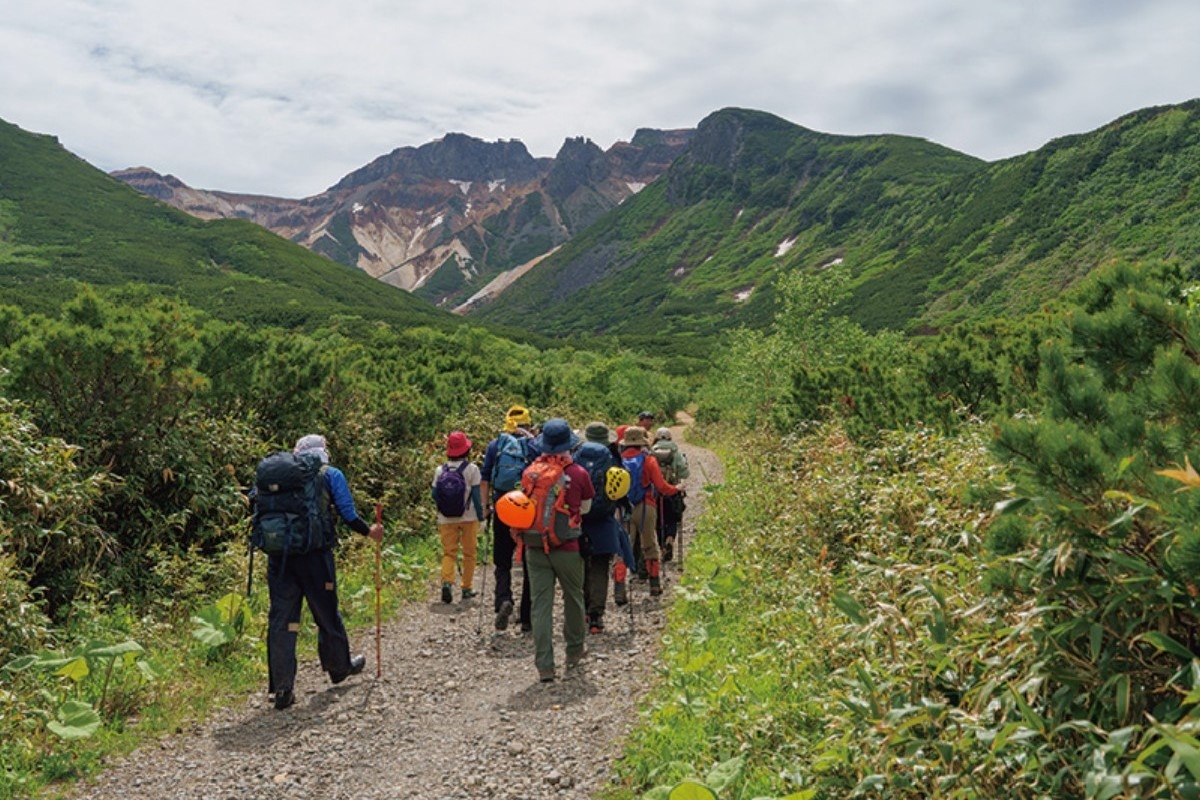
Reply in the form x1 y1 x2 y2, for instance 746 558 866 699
446 431 472 458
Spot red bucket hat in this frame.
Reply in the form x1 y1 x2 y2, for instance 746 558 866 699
446 431 472 458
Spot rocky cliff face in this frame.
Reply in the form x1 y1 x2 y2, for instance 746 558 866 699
112 128 693 308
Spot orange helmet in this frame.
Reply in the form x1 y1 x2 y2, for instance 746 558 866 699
495 489 536 529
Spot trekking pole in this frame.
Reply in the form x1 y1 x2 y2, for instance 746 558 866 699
624 517 636 635
374 502 383 679
476 515 491 635
245 531 255 598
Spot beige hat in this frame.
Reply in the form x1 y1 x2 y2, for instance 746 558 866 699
619 426 650 448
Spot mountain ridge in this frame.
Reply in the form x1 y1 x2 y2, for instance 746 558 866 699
112 128 694 308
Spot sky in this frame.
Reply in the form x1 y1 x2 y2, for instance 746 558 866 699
2 1 1198 198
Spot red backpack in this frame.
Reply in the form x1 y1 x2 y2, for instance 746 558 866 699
516 453 581 555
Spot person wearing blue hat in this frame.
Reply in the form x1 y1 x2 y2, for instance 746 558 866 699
517 418 595 682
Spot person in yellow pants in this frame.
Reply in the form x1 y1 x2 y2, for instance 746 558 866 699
432 431 483 603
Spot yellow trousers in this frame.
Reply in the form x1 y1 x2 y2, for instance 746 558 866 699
438 520 479 589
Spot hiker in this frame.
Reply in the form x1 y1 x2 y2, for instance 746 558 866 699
575 422 636 633
480 405 538 631
652 427 690 562
432 431 484 604
636 410 655 432
517 418 595 682
619 426 682 596
262 434 383 711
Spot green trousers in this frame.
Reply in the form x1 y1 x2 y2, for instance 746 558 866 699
524 546 586 673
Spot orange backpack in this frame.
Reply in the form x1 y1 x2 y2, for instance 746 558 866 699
516 453 582 555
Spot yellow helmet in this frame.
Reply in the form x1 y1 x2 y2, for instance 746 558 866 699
605 466 631 501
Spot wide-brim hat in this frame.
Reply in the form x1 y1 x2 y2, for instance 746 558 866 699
619 426 650 448
446 431 472 458
584 421 615 444
535 417 580 455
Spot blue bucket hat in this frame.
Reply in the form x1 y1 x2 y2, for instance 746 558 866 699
535 418 580 455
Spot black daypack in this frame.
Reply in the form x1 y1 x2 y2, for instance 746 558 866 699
434 461 470 517
251 451 334 555
574 442 615 521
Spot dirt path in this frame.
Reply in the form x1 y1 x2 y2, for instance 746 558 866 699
72 426 723 800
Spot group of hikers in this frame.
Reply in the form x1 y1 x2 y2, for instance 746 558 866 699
250 407 690 709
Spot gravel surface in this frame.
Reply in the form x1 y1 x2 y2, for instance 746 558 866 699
71 429 722 800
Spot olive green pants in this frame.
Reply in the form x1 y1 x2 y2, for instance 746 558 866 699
524 546 586 674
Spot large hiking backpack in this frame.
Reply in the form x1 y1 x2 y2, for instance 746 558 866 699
251 451 333 556
490 432 528 493
622 452 648 506
574 442 615 521
651 443 689 483
518 453 580 553
433 462 471 517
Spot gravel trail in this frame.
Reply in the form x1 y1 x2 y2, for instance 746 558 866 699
72 428 722 800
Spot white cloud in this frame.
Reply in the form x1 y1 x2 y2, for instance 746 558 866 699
2 0 1198 196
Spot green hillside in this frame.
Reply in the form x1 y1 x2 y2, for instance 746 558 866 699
0 118 450 330
475 101 1200 339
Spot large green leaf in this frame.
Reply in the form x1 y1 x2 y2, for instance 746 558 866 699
704 757 744 793
668 781 718 800
46 700 101 740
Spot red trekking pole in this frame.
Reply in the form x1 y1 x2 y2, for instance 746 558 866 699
374 502 383 678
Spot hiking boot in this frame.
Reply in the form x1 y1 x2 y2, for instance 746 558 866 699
273 689 295 711
538 669 555 683
461 588 477 600
566 648 587 670
613 581 628 606
441 582 452 604
649 576 662 596
589 622 604 635
495 599 513 631
662 539 674 562
331 654 366 684
520 620 532 633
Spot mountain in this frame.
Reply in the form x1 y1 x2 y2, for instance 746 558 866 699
0 118 451 331
474 101 1200 343
112 128 693 309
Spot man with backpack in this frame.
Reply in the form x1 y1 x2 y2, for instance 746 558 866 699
480 405 538 631
574 422 636 634
254 434 384 711
515 418 595 682
651 427 690 562
619 426 682 596
432 431 484 604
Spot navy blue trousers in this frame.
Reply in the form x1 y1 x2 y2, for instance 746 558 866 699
266 547 352 694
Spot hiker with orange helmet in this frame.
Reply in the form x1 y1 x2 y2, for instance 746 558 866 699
516 418 595 682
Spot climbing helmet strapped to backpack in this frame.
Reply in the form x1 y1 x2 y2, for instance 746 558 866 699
490 432 528 493
433 461 471 518
516 453 581 554
251 451 334 556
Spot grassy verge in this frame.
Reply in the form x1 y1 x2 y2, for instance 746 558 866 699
606 420 1004 799
1 530 437 800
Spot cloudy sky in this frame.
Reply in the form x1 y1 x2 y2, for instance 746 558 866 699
2 1 1197 198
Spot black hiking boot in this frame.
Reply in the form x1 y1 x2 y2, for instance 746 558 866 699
495 599 513 631
662 539 674 562
273 689 295 711
613 581 628 606
441 582 452 604
331 654 366 684
649 576 662 596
